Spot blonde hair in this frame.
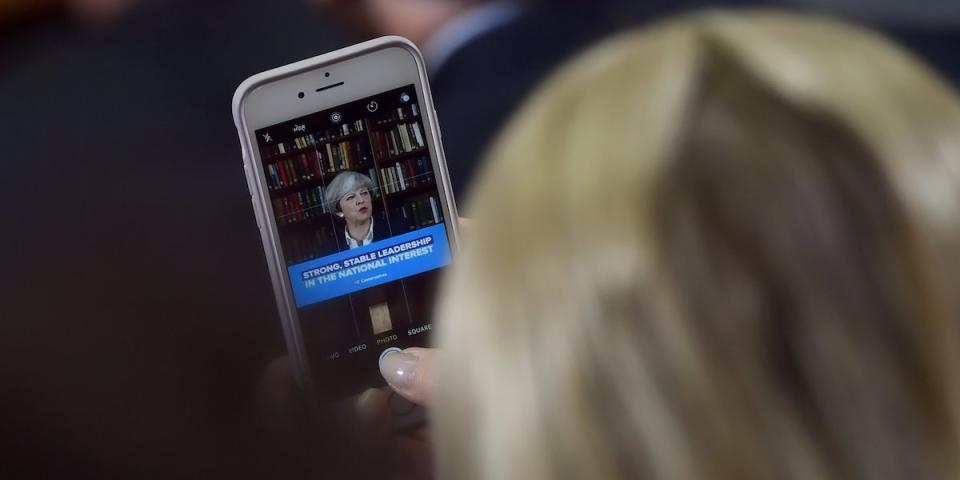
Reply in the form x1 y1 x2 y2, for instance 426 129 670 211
434 10 960 480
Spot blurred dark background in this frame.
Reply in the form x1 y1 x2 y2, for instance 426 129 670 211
0 0 956 477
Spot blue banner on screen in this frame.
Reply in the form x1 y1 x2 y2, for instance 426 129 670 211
288 223 451 308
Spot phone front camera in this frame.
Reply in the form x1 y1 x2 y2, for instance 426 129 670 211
297 92 305 99
325 72 330 78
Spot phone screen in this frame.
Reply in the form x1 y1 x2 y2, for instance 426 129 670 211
253 84 451 400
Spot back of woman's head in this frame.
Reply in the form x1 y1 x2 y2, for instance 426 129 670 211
434 10 960 480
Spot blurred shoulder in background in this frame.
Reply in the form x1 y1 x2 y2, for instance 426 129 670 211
309 0 960 206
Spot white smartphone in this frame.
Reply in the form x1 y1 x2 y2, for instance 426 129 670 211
232 37 459 407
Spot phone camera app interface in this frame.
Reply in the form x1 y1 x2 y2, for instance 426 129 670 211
255 85 449 400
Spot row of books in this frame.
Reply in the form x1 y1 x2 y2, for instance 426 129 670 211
281 227 334 265
389 194 444 232
272 185 330 227
260 119 365 159
265 140 372 191
266 153 319 191
319 139 371 174
379 155 434 195
370 120 426 160
371 103 420 127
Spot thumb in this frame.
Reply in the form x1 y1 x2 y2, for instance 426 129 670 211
379 347 436 407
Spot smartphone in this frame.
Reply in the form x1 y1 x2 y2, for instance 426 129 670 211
232 37 459 408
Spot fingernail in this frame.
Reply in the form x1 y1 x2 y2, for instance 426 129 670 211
379 351 418 391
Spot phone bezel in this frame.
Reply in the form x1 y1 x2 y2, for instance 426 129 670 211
232 36 461 402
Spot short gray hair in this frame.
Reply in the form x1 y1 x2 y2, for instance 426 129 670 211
325 171 376 212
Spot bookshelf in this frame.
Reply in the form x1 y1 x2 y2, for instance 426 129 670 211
258 102 444 265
